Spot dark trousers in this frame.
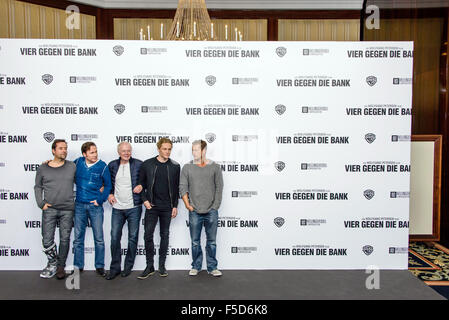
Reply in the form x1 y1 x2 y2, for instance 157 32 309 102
109 206 142 274
144 207 172 268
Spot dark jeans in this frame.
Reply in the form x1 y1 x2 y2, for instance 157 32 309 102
42 208 74 267
109 206 142 274
144 207 172 268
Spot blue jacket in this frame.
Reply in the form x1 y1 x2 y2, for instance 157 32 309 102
74 157 112 204
108 157 143 206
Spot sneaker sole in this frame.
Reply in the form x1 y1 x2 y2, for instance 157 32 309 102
40 273 56 279
159 273 168 277
137 271 155 280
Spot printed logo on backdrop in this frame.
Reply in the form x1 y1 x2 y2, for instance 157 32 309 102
300 219 326 227
69 76 96 84
140 48 168 55
218 217 259 228
275 245 346 256
0 245 30 257
114 104 125 115
0 219 6 225
366 76 377 86
113 45 124 56
274 217 285 228
393 77 412 85
365 133 376 144
232 191 257 198
232 135 258 142
0 132 27 143
275 104 286 115
0 162 5 168
231 247 257 254
364 189 375 200
302 106 328 114
276 47 287 57
276 133 349 145
42 74 53 85
71 134 98 141
232 77 258 85
205 133 216 143
389 247 408 254
217 161 259 173
142 106 168 113
390 191 410 198
275 161 285 172
363 245 374 256
205 75 216 86
43 132 55 143
276 190 348 201
345 161 410 173
0 188 29 201
391 135 411 142
301 163 327 171
302 48 329 56
346 104 411 116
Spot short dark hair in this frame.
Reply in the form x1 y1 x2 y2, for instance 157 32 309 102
51 139 67 150
81 142 96 154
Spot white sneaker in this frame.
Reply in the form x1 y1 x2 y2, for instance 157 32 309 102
208 269 222 277
189 269 199 276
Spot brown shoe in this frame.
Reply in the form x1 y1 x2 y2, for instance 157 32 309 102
56 266 66 280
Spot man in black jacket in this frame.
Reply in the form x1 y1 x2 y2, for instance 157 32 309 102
106 142 143 280
137 138 180 278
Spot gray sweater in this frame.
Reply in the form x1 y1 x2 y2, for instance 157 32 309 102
34 161 76 211
179 160 223 214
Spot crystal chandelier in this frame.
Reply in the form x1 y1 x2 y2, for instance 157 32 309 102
166 0 213 40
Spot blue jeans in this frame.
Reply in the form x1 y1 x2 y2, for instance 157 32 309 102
109 206 142 273
73 202 105 269
189 209 218 272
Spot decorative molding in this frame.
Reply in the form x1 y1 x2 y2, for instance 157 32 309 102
70 0 365 10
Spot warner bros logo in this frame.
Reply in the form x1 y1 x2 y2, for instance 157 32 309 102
42 74 53 85
274 217 285 228
113 45 124 56
114 104 125 114
276 47 287 57
365 133 376 144
366 76 377 86
275 104 286 115
363 189 375 200
205 75 216 86
274 161 285 172
205 133 216 143
43 132 55 143
363 245 374 256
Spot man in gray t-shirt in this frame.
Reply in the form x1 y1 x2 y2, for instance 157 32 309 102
34 139 76 280
180 140 223 277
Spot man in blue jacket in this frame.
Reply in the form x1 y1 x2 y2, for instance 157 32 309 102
106 142 143 280
73 142 111 276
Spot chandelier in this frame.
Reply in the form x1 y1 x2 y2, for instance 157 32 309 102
166 0 213 40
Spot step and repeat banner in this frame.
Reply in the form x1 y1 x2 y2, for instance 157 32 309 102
0 39 413 270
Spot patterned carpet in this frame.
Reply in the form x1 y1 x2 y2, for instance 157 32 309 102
409 242 449 299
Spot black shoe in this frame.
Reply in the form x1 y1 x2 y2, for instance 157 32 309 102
121 269 132 277
137 266 155 280
106 271 120 280
96 268 106 277
159 266 168 277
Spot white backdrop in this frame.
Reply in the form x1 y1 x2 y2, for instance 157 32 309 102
0 39 413 270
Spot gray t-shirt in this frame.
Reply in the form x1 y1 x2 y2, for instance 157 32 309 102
179 160 223 214
34 161 76 211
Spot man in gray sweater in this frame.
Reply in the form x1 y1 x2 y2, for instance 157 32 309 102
34 139 76 279
180 140 224 277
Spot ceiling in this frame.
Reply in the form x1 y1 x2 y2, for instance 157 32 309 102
70 0 449 9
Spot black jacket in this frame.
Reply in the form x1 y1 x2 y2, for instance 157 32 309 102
138 156 180 208
108 157 143 206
